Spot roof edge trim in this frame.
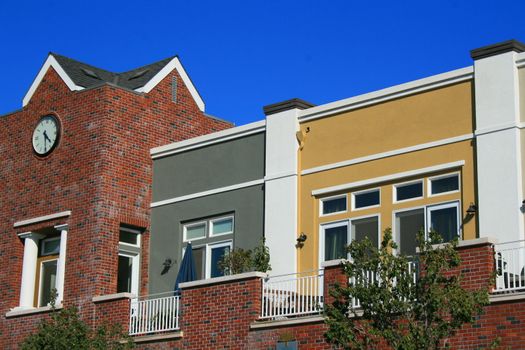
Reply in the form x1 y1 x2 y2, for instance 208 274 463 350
151 120 266 159
22 55 83 107
298 66 474 122
135 56 205 112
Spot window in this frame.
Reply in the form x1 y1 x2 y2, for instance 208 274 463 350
182 214 234 280
36 236 60 307
394 181 423 202
321 216 379 262
320 195 347 216
428 173 459 196
352 189 380 210
395 202 460 256
117 226 141 295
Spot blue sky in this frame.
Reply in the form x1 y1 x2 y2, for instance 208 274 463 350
1 0 524 125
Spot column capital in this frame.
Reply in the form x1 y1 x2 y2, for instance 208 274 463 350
17 232 45 240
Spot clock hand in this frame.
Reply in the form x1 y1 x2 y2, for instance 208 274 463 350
43 130 52 143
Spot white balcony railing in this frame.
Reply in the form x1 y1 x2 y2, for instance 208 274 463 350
350 261 417 308
494 241 525 293
261 270 324 319
129 293 180 336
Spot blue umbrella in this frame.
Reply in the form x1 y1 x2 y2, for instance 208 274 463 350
174 242 196 293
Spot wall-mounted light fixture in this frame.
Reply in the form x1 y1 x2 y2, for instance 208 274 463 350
466 203 477 215
296 232 307 248
161 258 174 275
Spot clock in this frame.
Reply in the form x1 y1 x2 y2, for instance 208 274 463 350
32 115 60 156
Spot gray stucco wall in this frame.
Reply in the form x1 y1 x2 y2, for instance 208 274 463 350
148 184 264 295
152 133 265 202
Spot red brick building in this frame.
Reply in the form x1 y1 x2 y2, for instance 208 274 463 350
0 53 231 348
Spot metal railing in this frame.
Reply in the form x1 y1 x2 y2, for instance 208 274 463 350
494 241 525 293
129 293 180 336
350 261 417 308
261 270 324 319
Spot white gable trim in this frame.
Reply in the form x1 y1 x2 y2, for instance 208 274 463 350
23 55 83 107
134 57 205 112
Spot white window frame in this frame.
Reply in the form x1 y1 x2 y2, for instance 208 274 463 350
37 257 58 307
427 172 460 197
41 236 61 256
392 205 426 256
352 188 381 211
320 194 348 217
117 250 140 296
393 179 424 204
350 214 381 249
205 240 233 278
183 221 207 242
426 201 461 240
319 220 349 265
209 216 235 237
119 226 142 248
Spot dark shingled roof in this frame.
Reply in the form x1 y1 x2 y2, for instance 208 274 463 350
50 53 175 90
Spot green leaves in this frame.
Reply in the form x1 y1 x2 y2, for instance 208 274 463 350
218 238 272 275
325 229 490 350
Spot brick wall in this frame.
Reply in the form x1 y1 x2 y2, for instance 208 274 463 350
0 62 231 349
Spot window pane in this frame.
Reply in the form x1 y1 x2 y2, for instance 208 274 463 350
210 245 230 278
429 206 458 242
212 218 233 235
396 209 424 256
40 260 57 306
117 255 133 293
193 247 205 280
186 223 206 241
119 230 138 245
431 175 459 195
322 197 347 215
352 217 379 248
396 182 423 201
324 225 347 261
354 190 380 209
42 238 60 256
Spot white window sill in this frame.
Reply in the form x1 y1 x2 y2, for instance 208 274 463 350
92 292 136 303
6 304 63 318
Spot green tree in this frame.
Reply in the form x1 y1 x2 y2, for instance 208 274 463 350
21 290 134 350
324 229 490 350
218 238 271 274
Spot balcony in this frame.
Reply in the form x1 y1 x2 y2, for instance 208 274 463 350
129 293 180 336
494 240 525 293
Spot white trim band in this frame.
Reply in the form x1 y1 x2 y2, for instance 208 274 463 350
151 120 265 159
312 161 465 197
475 121 525 137
302 134 473 176
299 66 473 122
151 179 264 208
14 210 72 228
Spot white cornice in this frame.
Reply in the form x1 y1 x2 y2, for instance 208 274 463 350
135 57 205 112
298 66 474 122
302 134 473 176
151 120 266 159
516 52 525 68
311 161 465 197
23 55 83 107
151 179 264 208
14 210 72 228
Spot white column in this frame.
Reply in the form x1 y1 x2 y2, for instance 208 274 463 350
473 48 524 243
54 224 68 305
17 232 44 309
264 101 305 276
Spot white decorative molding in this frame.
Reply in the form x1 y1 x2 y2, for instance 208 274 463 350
312 161 465 197
321 259 346 268
151 120 265 159
264 171 298 182
151 179 264 208
135 57 205 112
475 121 525 136
92 292 135 303
23 55 83 107
250 315 324 329
302 134 473 176
131 332 184 343
299 67 474 122
6 304 63 318
516 51 525 68
14 210 71 228
179 271 267 289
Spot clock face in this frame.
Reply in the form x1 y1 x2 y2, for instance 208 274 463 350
32 115 60 156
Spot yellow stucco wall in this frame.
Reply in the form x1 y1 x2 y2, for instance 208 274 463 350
297 81 477 272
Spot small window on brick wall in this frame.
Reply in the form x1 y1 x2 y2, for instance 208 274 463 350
117 226 142 296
